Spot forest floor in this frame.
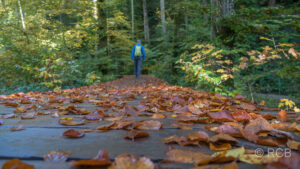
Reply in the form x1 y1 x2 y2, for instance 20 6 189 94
0 75 300 169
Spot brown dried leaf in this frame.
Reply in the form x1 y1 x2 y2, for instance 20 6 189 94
135 120 162 130
210 111 234 122
2 159 34 169
266 152 300 169
287 139 300 151
124 130 149 140
231 110 251 122
244 117 272 134
188 131 209 142
210 134 238 145
62 129 85 138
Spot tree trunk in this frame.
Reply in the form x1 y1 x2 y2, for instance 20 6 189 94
268 0 276 7
143 0 150 45
93 0 98 53
160 0 166 39
202 0 208 22
210 0 216 40
131 0 134 40
220 0 234 17
97 0 107 56
184 0 188 31
17 0 26 30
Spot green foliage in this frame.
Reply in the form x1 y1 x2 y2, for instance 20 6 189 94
0 0 299 100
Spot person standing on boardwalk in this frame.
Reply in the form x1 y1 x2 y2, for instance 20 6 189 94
131 40 145 78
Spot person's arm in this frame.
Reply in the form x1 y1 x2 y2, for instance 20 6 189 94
141 46 145 60
131 45 136 60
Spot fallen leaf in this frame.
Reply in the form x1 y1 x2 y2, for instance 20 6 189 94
239 103 256 111
210 147 245 163
135 120 162 130
62 129 85 138
58 119 85 126
266 152 300 169
20 113 35 119
287 139 300 151
210 133 238 145
279 109 288 122
151 114 166 119
124 130 149 140
4 102 19 107
257 138 279 147
244 117 272 134
2 159 34 169
109 154 154 169
231 110 251 122
210 111 234 122
165 148 212 164
72 150 111 167
188 131 209 142
85 112 102 121
44 150 70 162
11 125 25 131
209 142 232 151
193 162 238 169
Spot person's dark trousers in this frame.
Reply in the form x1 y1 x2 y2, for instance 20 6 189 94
134 56 142 78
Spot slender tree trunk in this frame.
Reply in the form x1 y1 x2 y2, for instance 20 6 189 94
184 0 188 31
143 0 150 45
210 0 216 40
268 0 276 7
93 0 98 53
203 0 208 22
97 0 107 56
131 0 134 40
17 0 26 30
160 0 166 39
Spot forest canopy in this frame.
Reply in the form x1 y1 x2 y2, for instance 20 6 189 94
0 0 299 103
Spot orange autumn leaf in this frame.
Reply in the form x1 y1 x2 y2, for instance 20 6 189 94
209 142 232 151
279 109 288 122
2 159 34 169
58 119 85 126
72 150 111 167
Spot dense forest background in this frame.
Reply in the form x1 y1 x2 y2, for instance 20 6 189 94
0 0 299 106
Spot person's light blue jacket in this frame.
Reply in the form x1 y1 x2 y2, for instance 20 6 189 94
131 44 145 60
